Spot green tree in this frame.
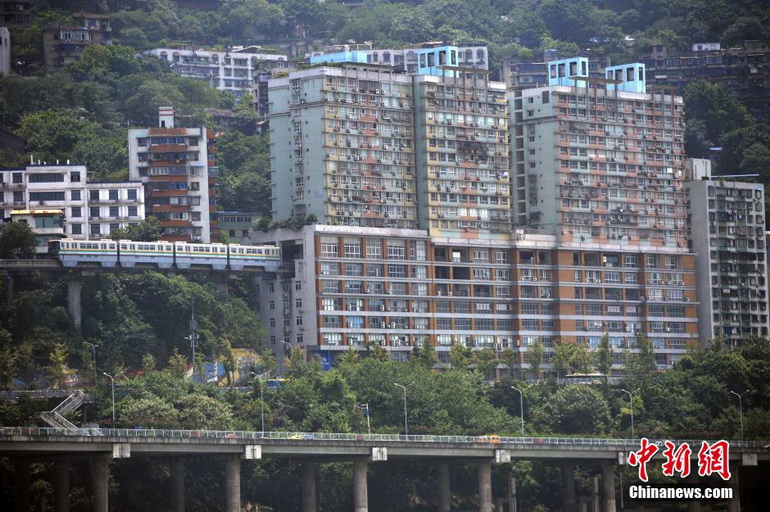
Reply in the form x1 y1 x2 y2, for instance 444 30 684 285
0 222 37 259
109 217 162 241
46 343 74 389
595 333 613 377
552 342 592 378
540 385 611 435
527 340 544 380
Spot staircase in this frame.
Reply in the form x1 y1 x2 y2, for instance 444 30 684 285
40 390 85 431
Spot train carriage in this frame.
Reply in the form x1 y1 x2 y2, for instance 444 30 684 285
228 244 281 271
118 241 175 268
49 239 119 267
174 242 229 270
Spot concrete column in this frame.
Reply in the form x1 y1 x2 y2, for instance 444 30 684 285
686 473 701 512
601 463 616 512
67 278 82 331
302 462 317 512
727 463 740 512
225 456 241 512
15 459 30 512
91 458 109 512
562 463 577 512
438 464 451 512
54 461 70 512
352 459 368 512
4 274 14 303
171 459 185 512
477 462 493 512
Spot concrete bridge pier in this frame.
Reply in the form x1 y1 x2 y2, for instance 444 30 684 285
302 462 317 512
91 457 109 512
561 463 577 512
478 461 493 512
601 462 616 512
54 461 70 512
67 277 83 332
171 459 186 512
686 473 701 512
14 459 30 512
4 274 13 303
438 463 451 512
225 456 241 512
727 463 740 512
353 459 368 512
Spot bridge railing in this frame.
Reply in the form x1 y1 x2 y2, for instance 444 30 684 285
1 427 768 450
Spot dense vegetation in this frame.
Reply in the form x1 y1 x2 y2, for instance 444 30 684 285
0 277 769 511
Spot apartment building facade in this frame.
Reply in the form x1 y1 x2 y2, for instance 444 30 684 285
127 107 218 242
687 159 769 346
0 163 145 239
253 224 698 373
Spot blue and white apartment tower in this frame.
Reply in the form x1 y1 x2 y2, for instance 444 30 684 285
548 57 589 87
414 45 459 77
605 63 646 93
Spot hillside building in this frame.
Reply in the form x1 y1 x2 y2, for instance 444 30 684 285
687 159 769 346
0 162 145 239
127 107 218 242
42 13 111 73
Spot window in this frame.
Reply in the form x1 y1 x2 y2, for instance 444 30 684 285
128 206 138 217
90 190 100 201
90 224 100 236
109 190 118 200
29 192 65 202
71 207 82 218
71 224 82 235
71 190 82 201
109 206 119 218
127 189 138 200
89 207 100 218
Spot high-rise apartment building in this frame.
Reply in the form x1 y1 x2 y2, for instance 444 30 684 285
259 56 700 374
510 58 689 251
413 72 511 239
269 51 509 236
687 159 769 346
128 107 218 243
268 63 417 229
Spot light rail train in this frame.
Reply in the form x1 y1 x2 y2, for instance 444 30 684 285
47 239 281 271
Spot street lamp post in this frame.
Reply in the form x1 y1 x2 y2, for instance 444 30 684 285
511 386 524 437
356 403 371 434
103 372 115 423
621 388 634 439
394 382 414 435
251 372 265 435
730 389 749 441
